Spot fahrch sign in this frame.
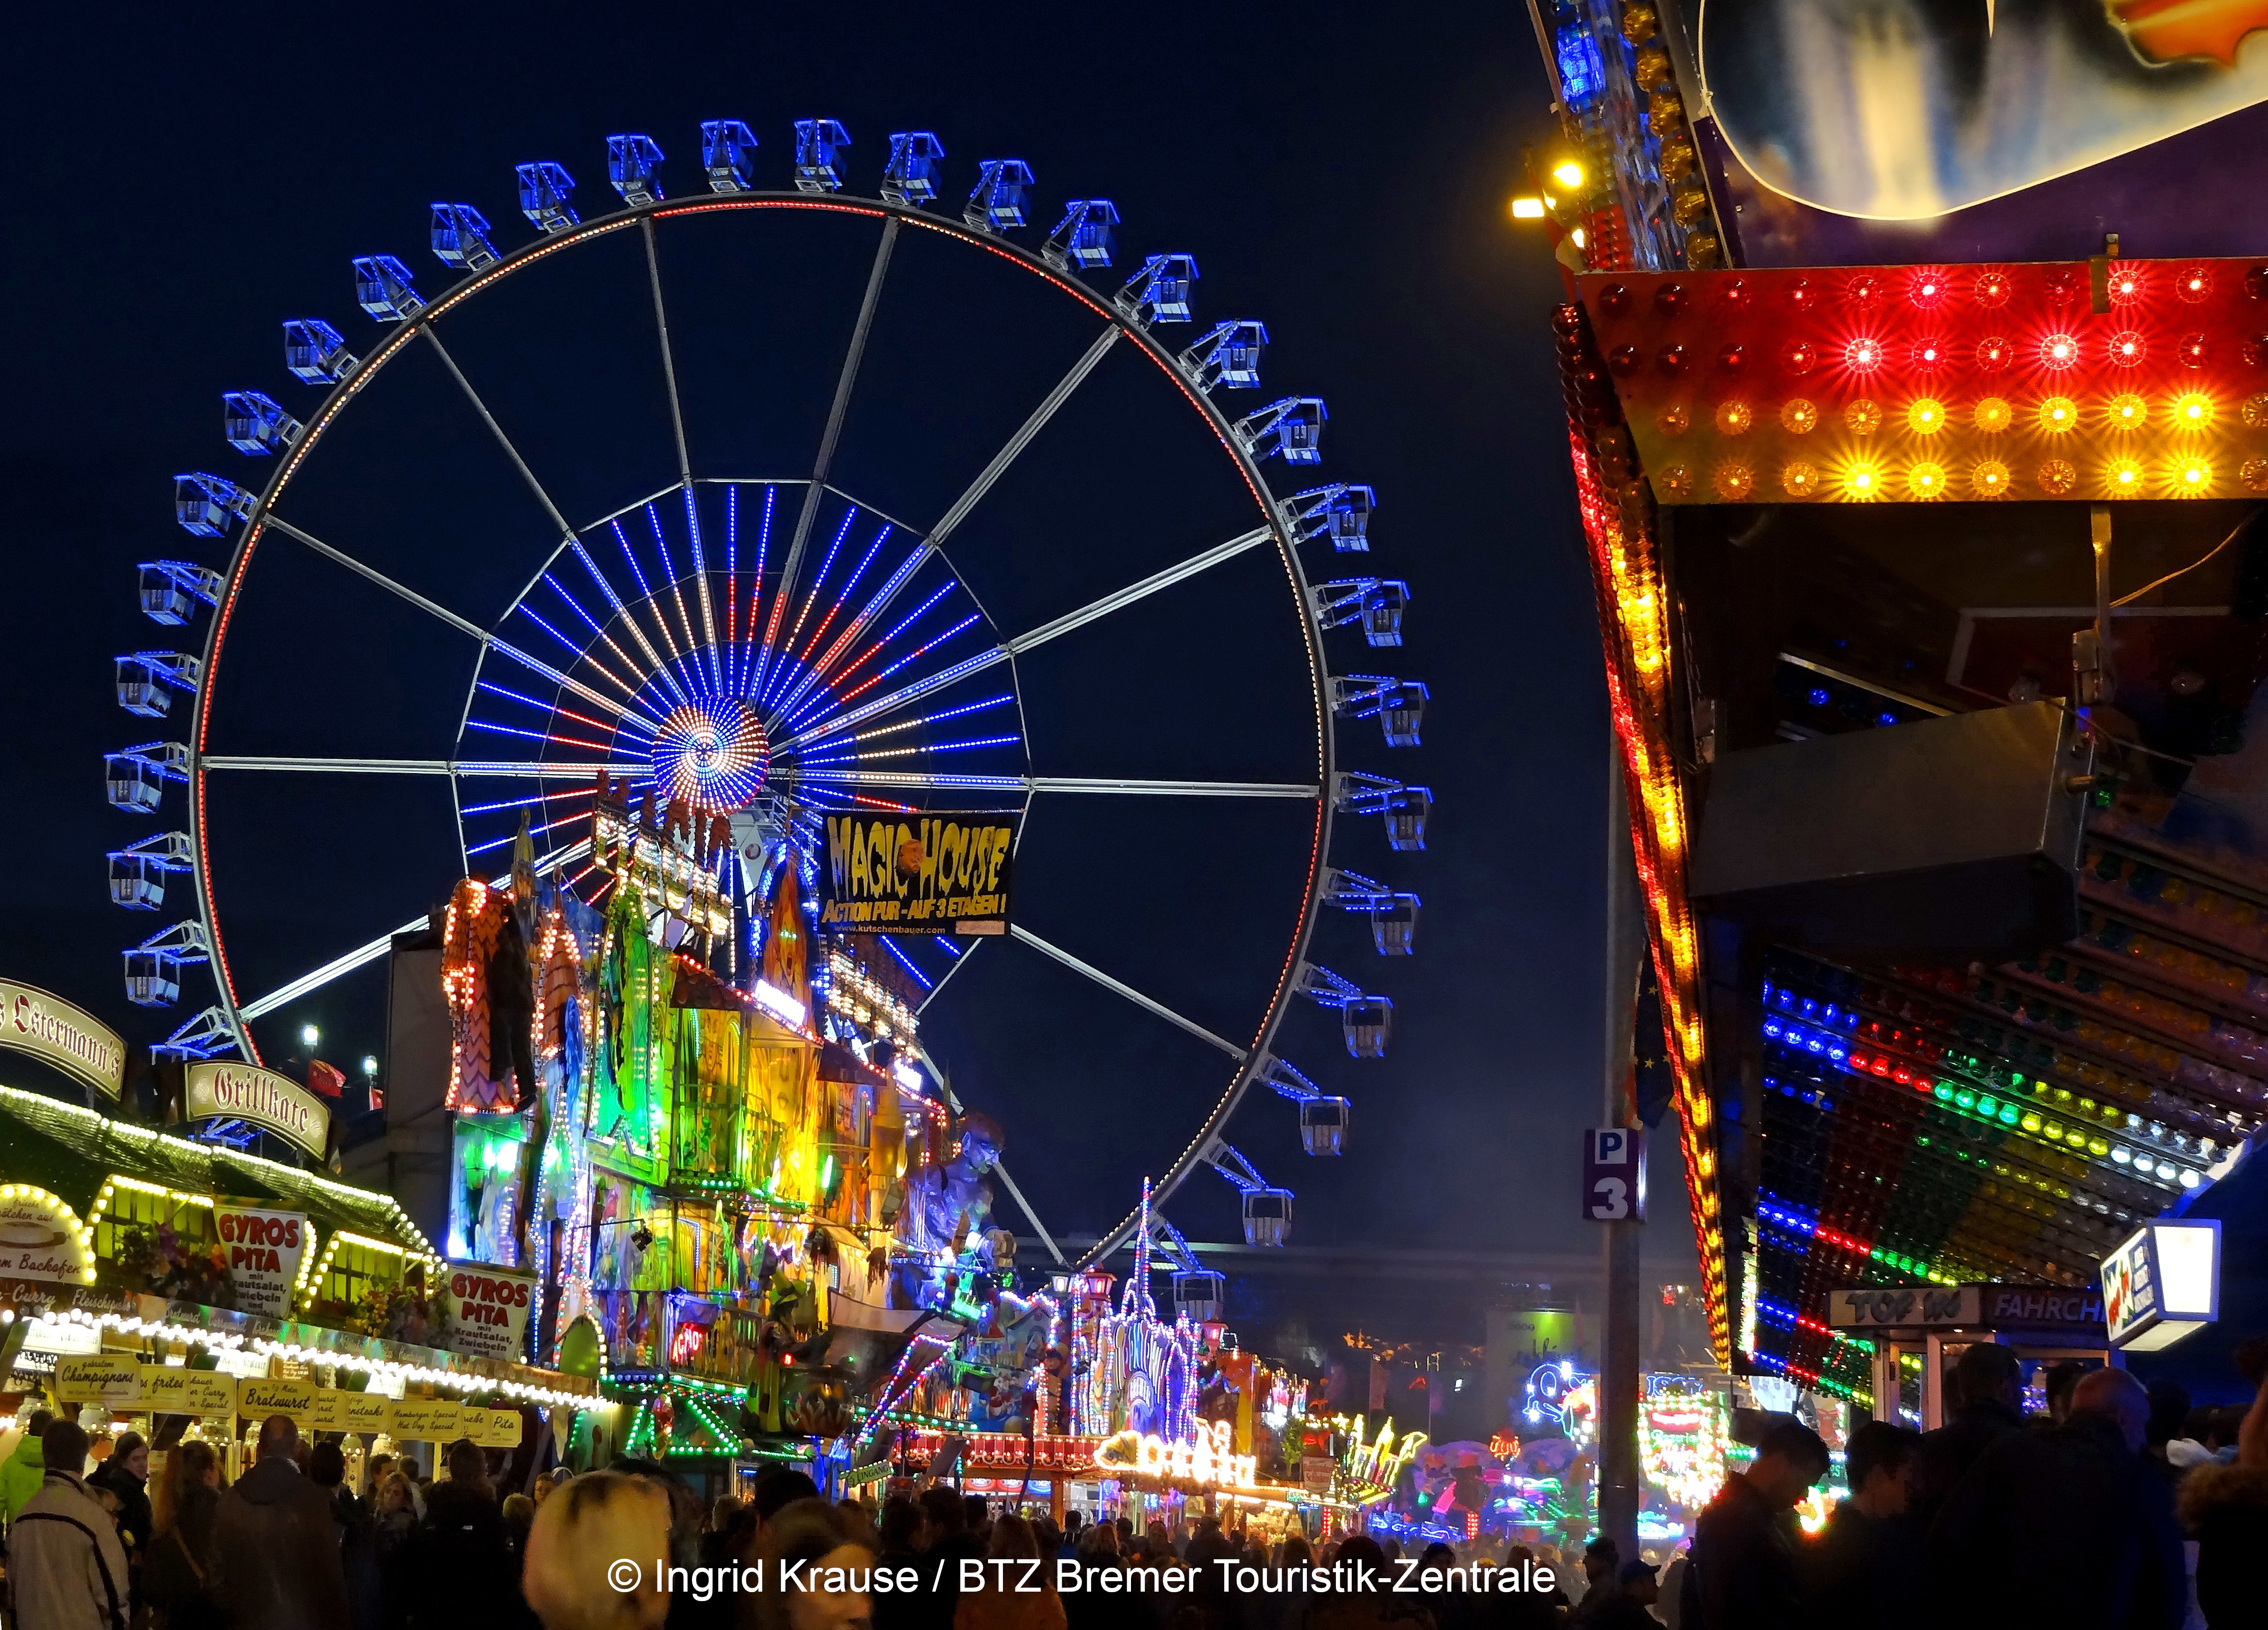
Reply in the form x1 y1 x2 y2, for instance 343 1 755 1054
184 1063 330 1160
212 1203 309 1319
0 981 125 1098
1829 1283 2108 1335
436 1262 538 1362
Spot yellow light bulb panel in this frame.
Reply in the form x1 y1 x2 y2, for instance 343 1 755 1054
1582 260 2268 503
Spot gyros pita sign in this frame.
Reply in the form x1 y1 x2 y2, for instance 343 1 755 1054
184 1063 330 1159
0 981 124 1098
436 1262 537 1362
213 1203 309 1319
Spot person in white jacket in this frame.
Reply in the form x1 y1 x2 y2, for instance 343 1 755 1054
8 1418 131 1630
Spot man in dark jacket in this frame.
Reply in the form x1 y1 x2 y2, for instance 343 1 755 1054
1925 1367 2185 1630
1910 1342 2026 1527
1806 1420 1923 1630
393 1438 522 1629
1681 1418 1830 1630
914 1483 984 1630
213 1415 350 1630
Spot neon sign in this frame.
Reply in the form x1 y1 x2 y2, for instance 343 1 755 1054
1097 1418 1258 1491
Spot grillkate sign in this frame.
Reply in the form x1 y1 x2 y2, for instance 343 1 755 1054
184 1063 330 1159
0 981 125 1098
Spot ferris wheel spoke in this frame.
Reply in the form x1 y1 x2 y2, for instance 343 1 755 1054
934 323 1122 547
776 524 1273 750
764 324 1125 727
201 756 644 777
1009 925 1250 1062
261 514 659 734
569 539 693 712
603 519 703 708
235 838 592 1021
776 647 1012 750
639 223 719 693
1030 777 1318 797
643 218 695 495
639 504 714 696
780 770 1315 798
239 916 430 1020
1004 526 1273 655
759 216 903 698
420 327 583 551
913 938 983 1016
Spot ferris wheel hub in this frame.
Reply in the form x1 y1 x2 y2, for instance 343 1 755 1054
652 696 769 811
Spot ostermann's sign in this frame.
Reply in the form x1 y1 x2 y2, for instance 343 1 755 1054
0 981 125 1098
184 1063 330 1159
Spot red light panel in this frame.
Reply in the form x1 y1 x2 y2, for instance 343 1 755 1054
1581 260 2268 504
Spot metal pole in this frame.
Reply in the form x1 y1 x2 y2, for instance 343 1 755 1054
1600 746 1643 1562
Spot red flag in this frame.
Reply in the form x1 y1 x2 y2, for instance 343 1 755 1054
306 1059 345 1099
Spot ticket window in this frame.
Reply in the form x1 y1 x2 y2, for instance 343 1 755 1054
1873 1334 2114 1428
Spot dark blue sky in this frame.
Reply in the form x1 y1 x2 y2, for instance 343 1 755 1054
1 2 1698 1278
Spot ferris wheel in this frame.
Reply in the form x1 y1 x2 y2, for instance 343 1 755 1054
102 118 1430 1260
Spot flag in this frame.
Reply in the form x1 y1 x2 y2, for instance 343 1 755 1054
306 1059 346 1099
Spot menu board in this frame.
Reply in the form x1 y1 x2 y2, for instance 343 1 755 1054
390 1399 465 1441
237 1377 318 1422
140 1365 238 1416
55 1356 142 1406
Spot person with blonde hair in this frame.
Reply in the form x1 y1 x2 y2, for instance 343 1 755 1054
523 1470 674 1630
150 1439 222 1539
740 1496 875 1630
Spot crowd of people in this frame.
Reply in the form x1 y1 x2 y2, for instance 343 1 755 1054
0 1411 1593 1630
0 1349 2261 1630
1677 1346 2268 1630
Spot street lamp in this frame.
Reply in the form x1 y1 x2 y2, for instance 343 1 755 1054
299 1023 320 1051
360 1056 378 1080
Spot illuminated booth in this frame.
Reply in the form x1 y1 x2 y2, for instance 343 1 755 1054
0 1074 596 1484
1520 0 2268 1425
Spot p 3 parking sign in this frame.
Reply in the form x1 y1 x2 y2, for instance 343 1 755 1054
1584 1127 1647 1222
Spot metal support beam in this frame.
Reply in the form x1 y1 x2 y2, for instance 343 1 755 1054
421 327 582 549
1010 925 1248 1060
1600 742 1644 1565
761 216 901 698
765 324 1124 726
1006 529 1271 655
200 757 646 777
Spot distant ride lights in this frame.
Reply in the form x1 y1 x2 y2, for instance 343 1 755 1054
1096 1417 1259 1492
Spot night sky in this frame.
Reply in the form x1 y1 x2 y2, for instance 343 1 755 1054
3 4 1698 1282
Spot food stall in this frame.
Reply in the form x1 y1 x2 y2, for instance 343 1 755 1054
0 1076 599 1480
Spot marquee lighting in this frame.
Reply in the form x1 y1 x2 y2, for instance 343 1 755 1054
1582 258 2268 503
1096 1419 1259 1491
0 1085 434 1257
1560 302 1729 1360
752 979 807 1030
